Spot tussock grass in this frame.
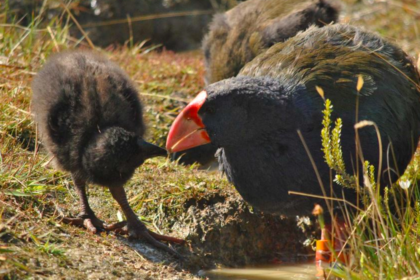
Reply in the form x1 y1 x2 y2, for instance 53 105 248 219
318 96 420 279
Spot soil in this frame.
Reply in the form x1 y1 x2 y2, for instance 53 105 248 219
1 175 316 280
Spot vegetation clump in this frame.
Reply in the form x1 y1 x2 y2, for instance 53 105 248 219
319 95 420 279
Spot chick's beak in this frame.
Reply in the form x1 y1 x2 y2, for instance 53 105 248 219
138 139 167 159
166 91 211 153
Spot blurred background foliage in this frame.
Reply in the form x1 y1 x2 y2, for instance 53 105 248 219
5 0 241 51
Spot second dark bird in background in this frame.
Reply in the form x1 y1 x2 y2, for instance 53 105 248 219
31 51 182 257
172 0 341 166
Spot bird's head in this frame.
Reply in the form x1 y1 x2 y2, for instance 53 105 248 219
83 127 167 186
166 77 296 153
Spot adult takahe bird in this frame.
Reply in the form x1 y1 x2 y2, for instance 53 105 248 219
173 0 340 166
167 24 420 217
32 51 182 256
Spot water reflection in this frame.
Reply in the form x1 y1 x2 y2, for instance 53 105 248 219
207 263 317 280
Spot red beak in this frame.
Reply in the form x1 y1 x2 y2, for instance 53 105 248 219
166 91 211 153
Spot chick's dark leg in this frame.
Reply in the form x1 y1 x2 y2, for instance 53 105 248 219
61 175 105 233
108 185 183 257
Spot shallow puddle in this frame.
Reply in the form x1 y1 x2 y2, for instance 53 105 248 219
206 263 317 280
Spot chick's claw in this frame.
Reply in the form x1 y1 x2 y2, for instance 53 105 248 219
104 221 127 233
61 214 105 234
122 222 182 258
105 220 184 257
147 230 185 244
134 229 182 258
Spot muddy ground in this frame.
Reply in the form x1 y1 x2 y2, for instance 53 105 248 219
1 163 316 279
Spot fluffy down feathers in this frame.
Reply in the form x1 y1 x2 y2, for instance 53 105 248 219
31 51 152 187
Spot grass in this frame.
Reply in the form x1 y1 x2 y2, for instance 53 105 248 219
318 97 420 279
0 3 231 279
1 0 420 279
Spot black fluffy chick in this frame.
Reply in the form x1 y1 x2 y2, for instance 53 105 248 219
32 51 182 256
167 24 420 215
173 0 340 166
